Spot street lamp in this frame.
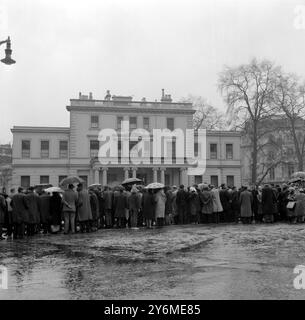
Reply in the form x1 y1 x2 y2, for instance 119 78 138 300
0 37 15 65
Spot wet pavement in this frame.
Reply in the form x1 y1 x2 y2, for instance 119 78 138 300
1 223 305 299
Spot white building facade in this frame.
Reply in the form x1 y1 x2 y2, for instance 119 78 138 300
11 91 242 189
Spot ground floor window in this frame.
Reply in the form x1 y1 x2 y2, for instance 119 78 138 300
210 175 218 187
79 175 88 188
40 176 49 184
195 175 202 185
21 176 30 188
58 175 67 186
226 175 234 187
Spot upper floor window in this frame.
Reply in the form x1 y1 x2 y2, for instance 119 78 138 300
130 117 137 130
91 115 99 128
143 117 150 131
21 140 30 158
167 118 174 131
117 116 123 130
269 167 275 180
90 140 99 158
210 143 217 159
59 141 68 158
41 140 49 158
226 144 233 160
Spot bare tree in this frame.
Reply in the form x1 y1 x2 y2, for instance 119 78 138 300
273 73 305 171
181 95 226 130
218 58 281 184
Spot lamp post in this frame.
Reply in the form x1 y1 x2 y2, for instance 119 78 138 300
0 37 16 65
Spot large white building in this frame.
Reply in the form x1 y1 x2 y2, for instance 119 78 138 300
11 90 242 189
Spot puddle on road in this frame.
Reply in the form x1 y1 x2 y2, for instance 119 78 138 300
1 224 305 299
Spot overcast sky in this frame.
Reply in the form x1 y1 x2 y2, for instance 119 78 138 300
1 0 305 143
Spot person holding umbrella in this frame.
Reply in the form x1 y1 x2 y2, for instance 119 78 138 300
77 183 93 233
142 188 155 229
62 184 78 234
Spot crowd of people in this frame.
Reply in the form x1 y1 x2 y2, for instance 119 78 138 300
0 182 302 240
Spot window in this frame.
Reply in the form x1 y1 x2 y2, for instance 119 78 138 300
195 175 202 184
172 139 176 161
194 142 199 157
90 140 99 157
130 117 137 130
21 176 30 188
210 144 217 159
40 176 49 184
91 115 99 128
117 116 123 130
167 118 174 131
40 140 49 158
58 175 67 186
226 144 233 160
21 140 30 158
210 175 218 187
288 164 294 178
59 141 68 158
143 117 150 131
79 176 88 188
269 167 275 180
226 176 234 187
129 141 138 151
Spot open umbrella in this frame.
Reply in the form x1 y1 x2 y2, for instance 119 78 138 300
88 183 102 189
44 187 64 193
59 176 84 186
34 184 53 193
122 177 142 185
291 172 305 179
145 182 164 189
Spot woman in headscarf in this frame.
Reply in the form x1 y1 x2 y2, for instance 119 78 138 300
189 187 201 224
199 185 214 223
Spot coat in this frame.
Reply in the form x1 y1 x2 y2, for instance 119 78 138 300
211 188 223 213
239 190 253 217
262 186 277 215
295 193 305 217
189 192 201 215
165 190 174 215
62 189 78 212
89 191 99 220
128 192 141 212
114 192 127 218
50 193 63 225
25 192 41 224
39 193 51 224
142 192 155 220
200 190 213 214
11 193 29 224
0 195 6 224
103 190 113 210
154 190 166 219
77 190 93 222
219 188 231 212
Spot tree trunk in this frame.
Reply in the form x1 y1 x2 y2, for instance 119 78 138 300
251 124 258 185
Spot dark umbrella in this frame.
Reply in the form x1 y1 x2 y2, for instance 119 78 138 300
59 176 84 186
121 178 142 185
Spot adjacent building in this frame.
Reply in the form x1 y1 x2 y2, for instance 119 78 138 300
11 90 242 189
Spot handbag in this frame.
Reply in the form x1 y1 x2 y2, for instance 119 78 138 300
286 201 296 210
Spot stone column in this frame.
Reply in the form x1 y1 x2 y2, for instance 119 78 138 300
94 167 100 184
152 167 158 182
160 167 166 184
132 167 137 179
102 167 108 186
124 167 130 180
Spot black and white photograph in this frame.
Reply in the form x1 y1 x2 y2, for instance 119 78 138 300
1 0 305 304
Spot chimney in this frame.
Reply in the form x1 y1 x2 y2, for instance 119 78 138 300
79 92 82 99
89 92 93 100
162 89 165 99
